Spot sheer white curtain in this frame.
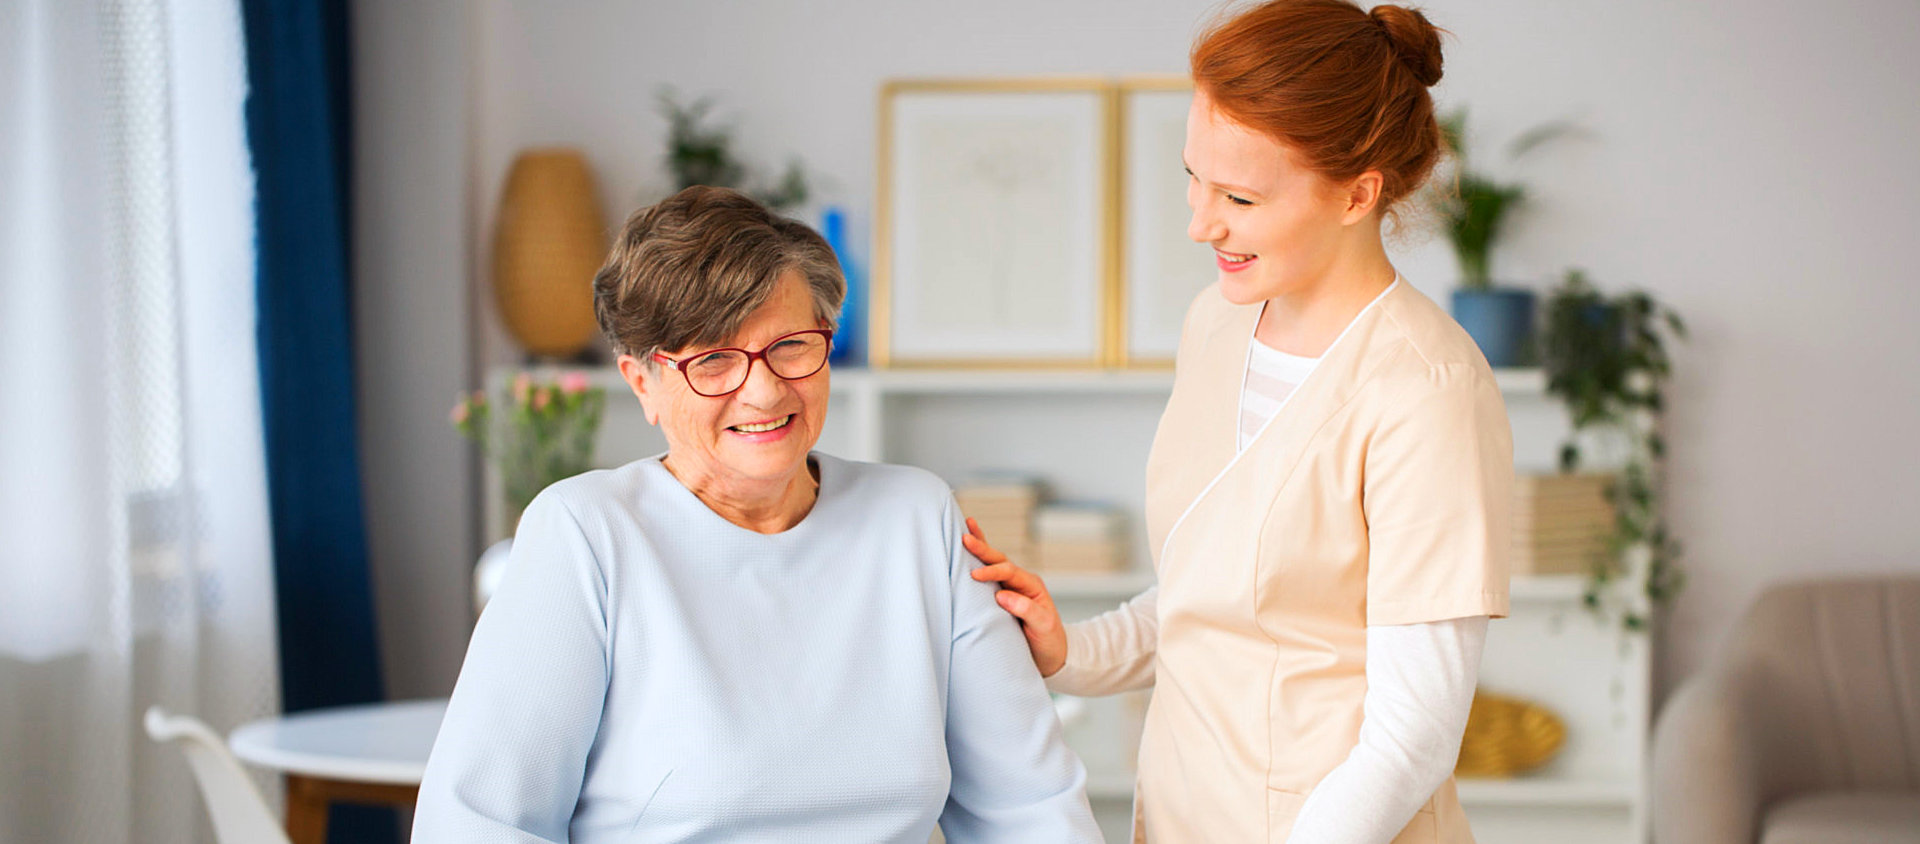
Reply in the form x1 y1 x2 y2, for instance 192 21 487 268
0 0 280 841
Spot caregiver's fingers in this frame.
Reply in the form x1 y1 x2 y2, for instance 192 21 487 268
995 590 1069 676
995 590 1059 631
956 521 1006 560
969 559 1053 603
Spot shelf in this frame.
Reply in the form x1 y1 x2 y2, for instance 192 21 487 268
1492 368 1546 395
1510 574 1589 603
1081 772 1636 808
498 365 1546 398
1045 571 1156 600
1038 572 1583 603
1455 776 1638 808
1085 772 1136 801
856 368 1175 395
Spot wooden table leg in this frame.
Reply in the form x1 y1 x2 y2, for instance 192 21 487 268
284 774 330 844
283 774 420 844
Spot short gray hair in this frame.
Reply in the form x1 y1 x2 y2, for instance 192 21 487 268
592 185 845 358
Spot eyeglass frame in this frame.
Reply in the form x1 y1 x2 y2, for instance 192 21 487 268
649 328 835 397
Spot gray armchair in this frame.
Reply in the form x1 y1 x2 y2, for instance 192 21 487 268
1652 577 1920 844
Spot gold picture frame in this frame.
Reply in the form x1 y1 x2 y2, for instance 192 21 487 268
873 78 1120 369
1114 77 1211 369
873 76 1211 370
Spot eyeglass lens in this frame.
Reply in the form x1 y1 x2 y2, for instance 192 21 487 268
685 332 829 396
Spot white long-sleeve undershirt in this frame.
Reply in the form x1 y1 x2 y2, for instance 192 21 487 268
1046 590 1486 844
1286 615 1487 844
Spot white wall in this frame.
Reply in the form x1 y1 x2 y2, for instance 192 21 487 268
355 0 1920 700
1423 0 1920 691
351 0 477 699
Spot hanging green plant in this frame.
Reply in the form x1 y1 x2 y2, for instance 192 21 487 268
1539 269 1688 631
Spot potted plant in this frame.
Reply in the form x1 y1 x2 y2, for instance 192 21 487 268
1434 112 1567 367
658 88 809 211
451 372 607 612
1538 269 1688 632
658 89 864 361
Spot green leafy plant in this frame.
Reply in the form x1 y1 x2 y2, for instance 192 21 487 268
452 372 607 521
1539 269 1688 631
658 88 809 211
1434 112 1573 291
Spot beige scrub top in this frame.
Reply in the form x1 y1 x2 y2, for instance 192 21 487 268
1049 278 1513 843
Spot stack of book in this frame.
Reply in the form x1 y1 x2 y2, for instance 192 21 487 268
1033 504 1124 574
1512 473 1617 576
954 477 1041 567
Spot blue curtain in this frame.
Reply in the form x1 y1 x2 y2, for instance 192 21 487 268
239 1 394 841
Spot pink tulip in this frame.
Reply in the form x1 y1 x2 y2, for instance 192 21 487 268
450 402 469 425
560 372 590 394
532 387 552 411
511 373 532 404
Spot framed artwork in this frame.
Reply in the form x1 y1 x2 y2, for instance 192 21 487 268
874 79 1117 367
1117 79 1215 366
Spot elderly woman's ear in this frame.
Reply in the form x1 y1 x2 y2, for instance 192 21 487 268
616 353 663 426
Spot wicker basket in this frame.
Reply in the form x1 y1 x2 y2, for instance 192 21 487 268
1455 690 1566 778
493 149 606 358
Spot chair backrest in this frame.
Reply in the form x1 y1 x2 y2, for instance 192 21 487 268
144 706 291 844
473 537 513 616
1724 577 1920 797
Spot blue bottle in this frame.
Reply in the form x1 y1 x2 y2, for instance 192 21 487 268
821 207 865 366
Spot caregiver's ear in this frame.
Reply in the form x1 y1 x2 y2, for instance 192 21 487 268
1340 170 1385 225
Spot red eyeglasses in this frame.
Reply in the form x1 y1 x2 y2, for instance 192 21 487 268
651 329 834 397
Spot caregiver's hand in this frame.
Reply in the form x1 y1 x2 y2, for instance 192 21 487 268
964 517 1068 677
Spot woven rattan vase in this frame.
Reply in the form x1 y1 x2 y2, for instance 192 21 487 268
1455 690 1566 778
493 149 605 359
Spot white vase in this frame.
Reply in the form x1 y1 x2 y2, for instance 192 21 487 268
473 538 513 616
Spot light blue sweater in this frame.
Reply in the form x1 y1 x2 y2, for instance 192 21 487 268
412 453 1100 843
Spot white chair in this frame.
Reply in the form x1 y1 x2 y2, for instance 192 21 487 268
144 706 291 844
473 537 513 616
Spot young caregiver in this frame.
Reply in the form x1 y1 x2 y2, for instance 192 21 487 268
966 1 1513 841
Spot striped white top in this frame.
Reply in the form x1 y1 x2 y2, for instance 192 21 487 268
1238 338 1321 451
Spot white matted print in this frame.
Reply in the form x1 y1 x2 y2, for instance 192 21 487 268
1123 86 1215 363
882 86 1108 365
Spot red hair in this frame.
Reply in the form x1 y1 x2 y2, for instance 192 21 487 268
1191 0 1447 217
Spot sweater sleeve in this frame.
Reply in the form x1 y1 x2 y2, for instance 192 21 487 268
1044 586 1158 697
1285 616 1488 844
412 491 610 843
938 497 1104 844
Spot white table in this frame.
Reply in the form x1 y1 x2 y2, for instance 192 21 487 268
229 695 1089 843
228 698 446 844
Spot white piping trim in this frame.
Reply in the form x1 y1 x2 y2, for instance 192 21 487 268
1158 276 1402 569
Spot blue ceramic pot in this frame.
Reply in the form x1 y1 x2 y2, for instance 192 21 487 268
1451 287 1537 367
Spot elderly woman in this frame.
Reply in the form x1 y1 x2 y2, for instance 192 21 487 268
412 186 1100 843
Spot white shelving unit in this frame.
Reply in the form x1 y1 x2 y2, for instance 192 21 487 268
484 364 1648 844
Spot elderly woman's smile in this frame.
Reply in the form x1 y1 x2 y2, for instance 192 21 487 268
729 416 792 436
